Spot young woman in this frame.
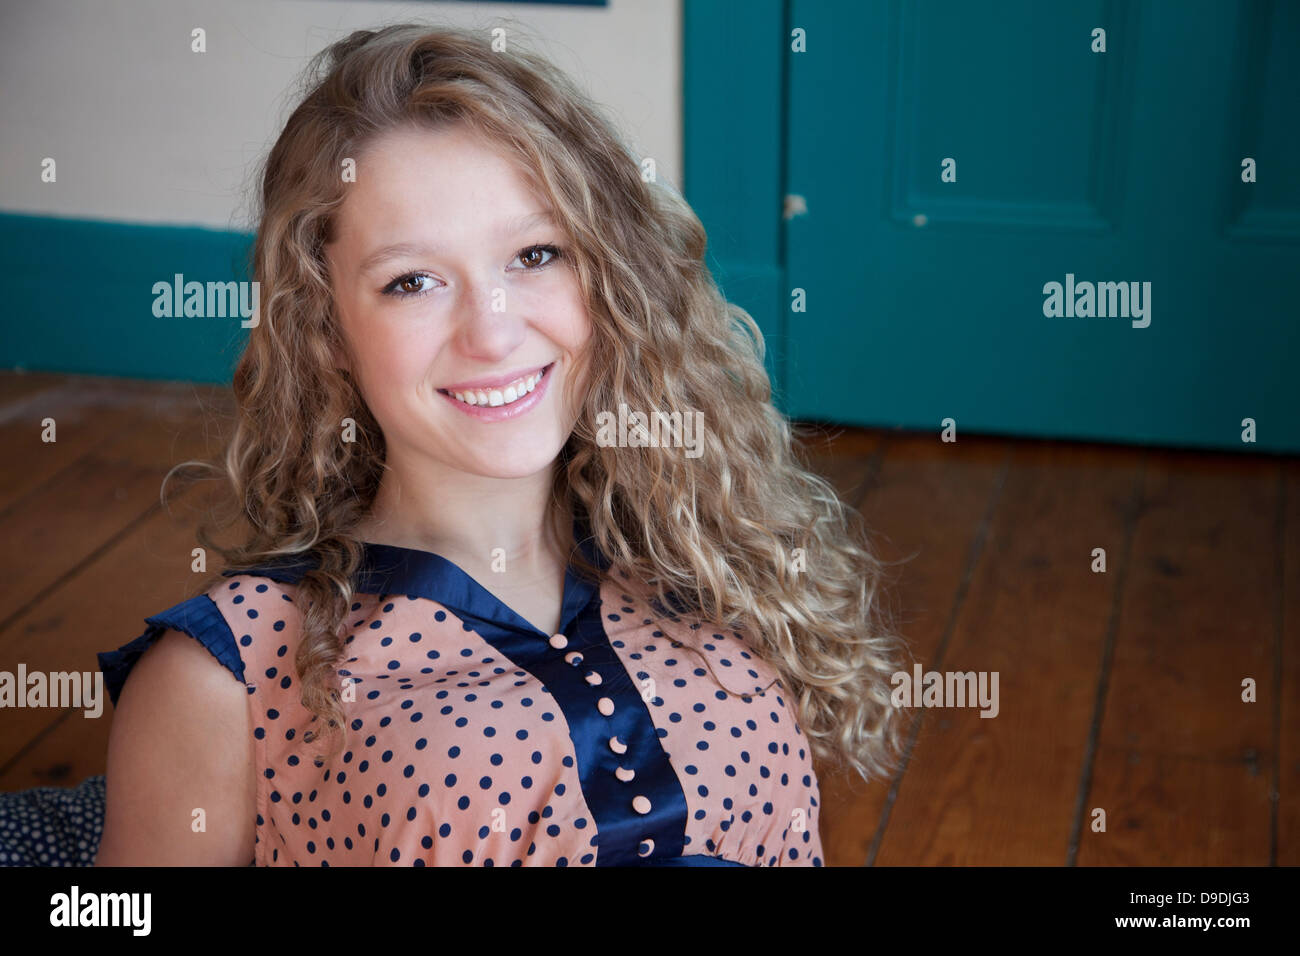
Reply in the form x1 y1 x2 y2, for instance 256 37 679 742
93 23 907 867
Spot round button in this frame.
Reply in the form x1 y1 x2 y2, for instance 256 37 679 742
597 697 614 716
632 795 652 814
609 735 627 754
615 766 635 782
585 671 602 686
549 633 568 649
564 651 584 666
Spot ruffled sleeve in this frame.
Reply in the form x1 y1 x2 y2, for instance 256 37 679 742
97 591 247 708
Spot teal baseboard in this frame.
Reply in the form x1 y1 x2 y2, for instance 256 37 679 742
1 212 255 384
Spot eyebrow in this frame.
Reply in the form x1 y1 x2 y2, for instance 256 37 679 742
357 210 558 275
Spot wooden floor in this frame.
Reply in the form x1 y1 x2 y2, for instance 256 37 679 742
0 371 1295 865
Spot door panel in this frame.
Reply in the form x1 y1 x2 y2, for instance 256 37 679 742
783 0 1298 452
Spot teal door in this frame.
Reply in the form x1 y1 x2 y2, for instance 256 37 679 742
777 0 1298 452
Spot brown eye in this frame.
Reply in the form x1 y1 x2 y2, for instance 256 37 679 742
514 244 560 270
382 273 435 297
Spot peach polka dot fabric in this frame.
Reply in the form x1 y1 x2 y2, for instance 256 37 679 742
98 537 824 867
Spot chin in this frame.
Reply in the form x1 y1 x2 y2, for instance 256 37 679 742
467 460 560 481
459 441 566 481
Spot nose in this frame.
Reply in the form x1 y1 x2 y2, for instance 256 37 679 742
451 279 527 361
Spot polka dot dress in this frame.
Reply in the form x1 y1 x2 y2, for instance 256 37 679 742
96 537 824 867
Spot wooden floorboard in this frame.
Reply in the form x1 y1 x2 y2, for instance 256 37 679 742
1280 459 1299 866
1077 449 1281 864
0 401 227 629
875 440 1144 865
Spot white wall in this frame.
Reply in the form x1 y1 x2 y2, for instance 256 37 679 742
0 0 681 230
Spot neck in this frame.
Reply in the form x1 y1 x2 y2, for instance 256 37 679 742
356 451 568 578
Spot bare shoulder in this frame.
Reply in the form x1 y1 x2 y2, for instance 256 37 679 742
95 628 257 866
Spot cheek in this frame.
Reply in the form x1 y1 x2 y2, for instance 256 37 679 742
554 290 593 351
347 316 441 417
353 307 434 375
556 306 595 414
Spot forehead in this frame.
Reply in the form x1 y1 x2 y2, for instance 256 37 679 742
330 124 541 248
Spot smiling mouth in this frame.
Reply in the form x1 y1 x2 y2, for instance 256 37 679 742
437 362 555 408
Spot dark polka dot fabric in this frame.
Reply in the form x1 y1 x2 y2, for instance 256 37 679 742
0 775 104 866
97 535 823 867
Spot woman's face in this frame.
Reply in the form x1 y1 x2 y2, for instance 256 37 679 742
325 123 592 482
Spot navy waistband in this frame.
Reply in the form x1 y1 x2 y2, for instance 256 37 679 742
631 853 749 867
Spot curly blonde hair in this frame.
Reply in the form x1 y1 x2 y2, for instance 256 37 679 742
170 22 912 787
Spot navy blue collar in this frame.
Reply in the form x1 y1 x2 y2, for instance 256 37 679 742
221 514 610 639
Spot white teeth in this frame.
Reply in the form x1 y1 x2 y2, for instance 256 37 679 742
447 366 548 409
